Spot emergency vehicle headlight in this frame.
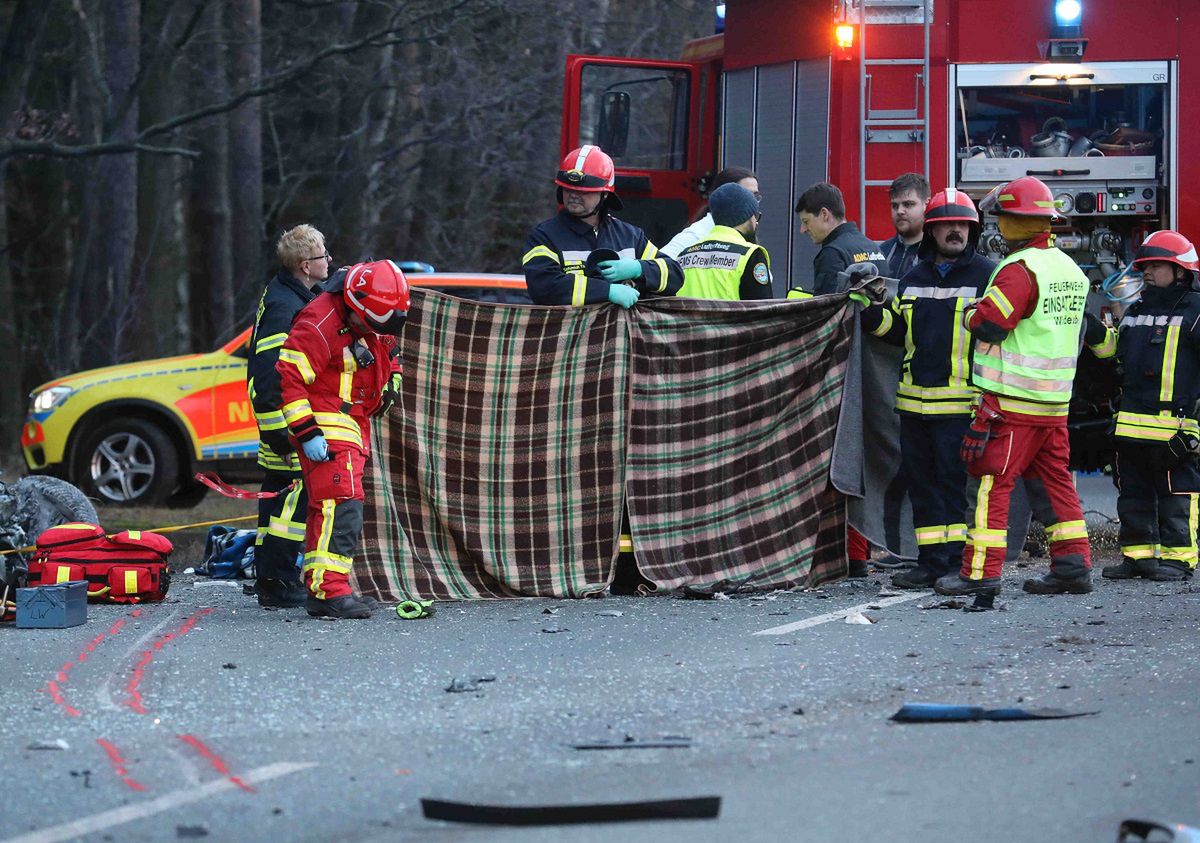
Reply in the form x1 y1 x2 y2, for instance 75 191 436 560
30 385 72 414
1054 0 1082 27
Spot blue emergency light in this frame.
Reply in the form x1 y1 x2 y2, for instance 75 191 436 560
1053 0 1082 37
715 3 725 34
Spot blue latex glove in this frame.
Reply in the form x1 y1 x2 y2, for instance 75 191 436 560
598 258 643 282
301 434 330 462
607 284 640 309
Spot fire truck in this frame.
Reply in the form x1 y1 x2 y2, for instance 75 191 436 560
561 0 1192 467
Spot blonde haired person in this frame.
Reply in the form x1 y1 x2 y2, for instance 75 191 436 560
245 224 333 608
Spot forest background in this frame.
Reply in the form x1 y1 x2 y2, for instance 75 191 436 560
0 0 713 452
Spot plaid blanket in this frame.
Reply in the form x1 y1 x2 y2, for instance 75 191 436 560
355 289 858 600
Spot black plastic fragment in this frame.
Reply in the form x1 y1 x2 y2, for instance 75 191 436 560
421 796 721 825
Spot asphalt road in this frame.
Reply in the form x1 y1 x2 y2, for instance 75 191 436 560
2 550 1198 843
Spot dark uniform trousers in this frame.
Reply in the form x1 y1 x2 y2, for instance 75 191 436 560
900 415 969 574
255 470 308 581
1114 444 1200 567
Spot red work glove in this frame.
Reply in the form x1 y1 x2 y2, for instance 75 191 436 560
959 424 989 463
960 400 1004 464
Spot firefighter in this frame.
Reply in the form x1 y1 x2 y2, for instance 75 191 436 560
789 181 889 576
277 260 407 619
246 224 331 608
521 145 682 594
861 189 997 589
662 166 760 259
935 176 1093 597
676 182 773 301
1103 231 1200 582
879 173 930 280
522 145 683 309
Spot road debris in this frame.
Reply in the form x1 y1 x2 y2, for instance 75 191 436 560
421 795 721 825
445 676 496 694
28 738 69 750
572 735 692 750
844 611 876 625
890 702 1098 723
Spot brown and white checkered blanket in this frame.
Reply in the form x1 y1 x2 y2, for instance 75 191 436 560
354 288 859 600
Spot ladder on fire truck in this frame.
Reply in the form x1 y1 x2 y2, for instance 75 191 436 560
855 0 932 233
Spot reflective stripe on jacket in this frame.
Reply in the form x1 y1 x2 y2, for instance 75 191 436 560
521 210 683 306
248 269 318 472
1113 283 1200 443
863 244 996 416
970 246 1089 407
676 225 772 301
276 293 398 454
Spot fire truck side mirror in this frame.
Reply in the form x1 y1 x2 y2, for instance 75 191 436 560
598 90 630 158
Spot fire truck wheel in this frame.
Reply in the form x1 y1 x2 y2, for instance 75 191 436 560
74 418 179 507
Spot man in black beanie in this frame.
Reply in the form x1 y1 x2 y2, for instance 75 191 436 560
676 183 773 300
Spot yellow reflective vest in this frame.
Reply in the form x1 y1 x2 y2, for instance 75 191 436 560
676 225 771 301
970 246 1089 410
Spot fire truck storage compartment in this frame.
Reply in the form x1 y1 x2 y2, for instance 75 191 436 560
951 60 1172 278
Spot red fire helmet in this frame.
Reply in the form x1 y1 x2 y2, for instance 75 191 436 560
555 145 622 210
343 260 409 335
979 176 1061 219
1132 230 1199 276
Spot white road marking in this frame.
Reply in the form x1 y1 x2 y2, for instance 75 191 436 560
753 591 930 635
0 762 316 843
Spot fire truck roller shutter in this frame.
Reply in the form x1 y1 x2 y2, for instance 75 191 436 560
721 59 830 297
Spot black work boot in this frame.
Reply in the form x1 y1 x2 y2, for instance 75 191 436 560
306 594 374 619
1149 559 1193 581
1101 557 1158 580
891 565 941 590
1022 571 1094 594
256 577 308 608
847 559 870 578
934 571 1001 597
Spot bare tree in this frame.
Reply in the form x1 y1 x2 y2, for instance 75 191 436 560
227 0 264 313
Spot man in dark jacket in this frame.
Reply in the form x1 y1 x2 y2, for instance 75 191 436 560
789 181 889 576
790 181 888 295
861 189 997 588
879 172 929 279
246 224 330 608
522 145 682 309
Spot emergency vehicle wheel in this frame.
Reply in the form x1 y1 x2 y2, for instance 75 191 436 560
75 418 178 507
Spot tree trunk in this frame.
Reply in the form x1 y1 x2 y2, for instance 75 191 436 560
0 0 53 444
186 3 233 348
132 0 188 359
78 0 139 365
226 0 263 322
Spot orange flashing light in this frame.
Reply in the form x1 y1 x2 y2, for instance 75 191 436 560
835 24 855 49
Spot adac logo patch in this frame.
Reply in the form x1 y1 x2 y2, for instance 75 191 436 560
752 262 771 285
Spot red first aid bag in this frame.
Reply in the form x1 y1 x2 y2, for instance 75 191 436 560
27 523 172 603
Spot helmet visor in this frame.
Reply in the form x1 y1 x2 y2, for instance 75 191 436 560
977 184 1004 216
365 307 408 336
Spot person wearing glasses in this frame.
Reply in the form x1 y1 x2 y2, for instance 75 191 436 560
676 183 772 301
661 167 760 259
246 224 333 609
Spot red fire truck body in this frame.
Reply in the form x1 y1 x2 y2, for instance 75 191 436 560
561 0 1196 294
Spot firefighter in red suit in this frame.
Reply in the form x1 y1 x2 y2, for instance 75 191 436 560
277 260 407 619
935 176 1093 598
